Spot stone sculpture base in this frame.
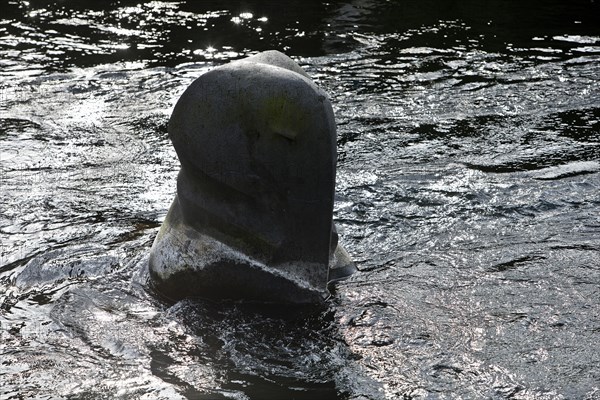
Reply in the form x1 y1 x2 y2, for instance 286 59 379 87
149 196 355 303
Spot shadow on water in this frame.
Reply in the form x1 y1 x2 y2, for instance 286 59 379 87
4 0 599 72
161 300 343 399
38 265 375 399
2 0 354 71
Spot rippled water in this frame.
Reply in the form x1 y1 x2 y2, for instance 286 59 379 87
1 1 600 398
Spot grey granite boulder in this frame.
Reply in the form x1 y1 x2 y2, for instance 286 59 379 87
148 50 356 303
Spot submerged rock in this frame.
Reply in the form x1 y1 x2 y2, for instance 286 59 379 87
149 50 356 303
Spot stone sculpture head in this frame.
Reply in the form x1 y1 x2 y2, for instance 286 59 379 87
149 50 355 303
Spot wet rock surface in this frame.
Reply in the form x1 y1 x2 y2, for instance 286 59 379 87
149 51 355 303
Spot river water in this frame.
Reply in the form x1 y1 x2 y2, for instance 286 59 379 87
1 1 599 399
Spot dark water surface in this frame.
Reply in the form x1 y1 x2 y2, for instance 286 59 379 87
1 0 600 398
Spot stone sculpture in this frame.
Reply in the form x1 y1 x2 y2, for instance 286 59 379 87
148 50 355 303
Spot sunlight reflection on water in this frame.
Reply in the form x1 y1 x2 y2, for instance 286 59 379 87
1 0 600 399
